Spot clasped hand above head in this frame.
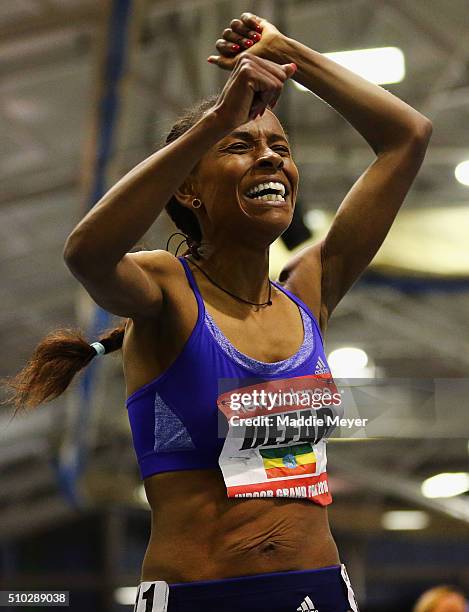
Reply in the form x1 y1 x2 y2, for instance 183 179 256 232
207 12 297 128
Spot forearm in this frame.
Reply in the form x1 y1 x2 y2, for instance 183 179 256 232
267 36 431 154
64 111 229 270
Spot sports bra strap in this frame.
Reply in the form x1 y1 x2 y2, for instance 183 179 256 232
178 256 206 322
177 258 323 344
270 280 324 342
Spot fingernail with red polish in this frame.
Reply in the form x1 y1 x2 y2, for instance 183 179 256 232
249 32 260 41
244 39 253 47
255 24 262 32
231 44 240 51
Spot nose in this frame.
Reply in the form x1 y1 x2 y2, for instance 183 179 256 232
254 148 284 171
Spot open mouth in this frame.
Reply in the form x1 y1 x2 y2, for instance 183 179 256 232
243 181 289 204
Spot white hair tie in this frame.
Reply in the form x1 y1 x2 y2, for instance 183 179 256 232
90 342 106 357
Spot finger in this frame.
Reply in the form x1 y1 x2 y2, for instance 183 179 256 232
240 60 286 94
283 62 297 79
246 71 284 117
219 29 254 50
255 58 297 83
243 54 295 83
249 93 270 120
240 12 264 32
215 38 242 56
235 57 285 91
249 93 278 120
229 19 261 42
207 55 234 70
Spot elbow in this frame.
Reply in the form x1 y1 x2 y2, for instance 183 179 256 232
63 235 116 280
410 118 433 145
63 234 89 274
392 119 432 158
63 236 77 270
379 120 433 156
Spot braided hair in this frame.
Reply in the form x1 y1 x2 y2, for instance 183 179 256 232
0 93 220 415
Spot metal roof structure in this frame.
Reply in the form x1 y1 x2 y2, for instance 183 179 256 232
1 0 468 565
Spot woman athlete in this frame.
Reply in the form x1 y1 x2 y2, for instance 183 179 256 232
3 12 432 612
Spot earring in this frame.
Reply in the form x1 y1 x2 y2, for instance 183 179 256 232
191 197 202 209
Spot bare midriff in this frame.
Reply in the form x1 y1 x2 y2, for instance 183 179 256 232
140 468 340 584
125 260 339 584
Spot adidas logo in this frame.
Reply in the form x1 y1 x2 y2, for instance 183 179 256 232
314 356 329 374
296 595 318 611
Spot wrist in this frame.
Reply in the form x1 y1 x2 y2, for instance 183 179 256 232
194 107 233 142
263 34 295 64
265 35 322 77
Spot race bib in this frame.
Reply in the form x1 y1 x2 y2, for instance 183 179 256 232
134 581 169 612
217 374 342 505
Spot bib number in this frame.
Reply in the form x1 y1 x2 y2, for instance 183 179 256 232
134 582 169 612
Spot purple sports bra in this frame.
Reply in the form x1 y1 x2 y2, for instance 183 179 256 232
125 256 334 505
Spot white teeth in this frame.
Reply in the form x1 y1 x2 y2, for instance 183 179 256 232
252 193 286 202
245 181 286 198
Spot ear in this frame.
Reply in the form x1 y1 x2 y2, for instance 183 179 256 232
174 176 198 209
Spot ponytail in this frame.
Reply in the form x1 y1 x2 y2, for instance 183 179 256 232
2 95 223 417
0 323 126 416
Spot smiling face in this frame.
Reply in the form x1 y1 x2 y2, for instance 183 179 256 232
187 109 299 248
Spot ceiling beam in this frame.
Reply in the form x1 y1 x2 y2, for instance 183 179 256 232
332 453 469 524
0 4 104 46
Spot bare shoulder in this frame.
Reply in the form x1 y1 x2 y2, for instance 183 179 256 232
123 250 197 390
277 240 328 335
131 248 188 290
127 249 193 326
130 248 184 275
123 250 192 395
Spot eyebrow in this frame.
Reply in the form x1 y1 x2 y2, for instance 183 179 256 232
225 130 290 144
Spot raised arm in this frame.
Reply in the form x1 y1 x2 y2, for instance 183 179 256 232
209 13 432 332
64 55 296 319
63 112 229 319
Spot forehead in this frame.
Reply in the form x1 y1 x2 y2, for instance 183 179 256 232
222 110 288 143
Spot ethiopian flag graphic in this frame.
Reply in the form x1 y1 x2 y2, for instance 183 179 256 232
260 444 317 479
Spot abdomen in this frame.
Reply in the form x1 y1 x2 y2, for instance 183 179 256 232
141 468 339 582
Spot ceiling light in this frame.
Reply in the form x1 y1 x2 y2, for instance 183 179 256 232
382 510 430 530
455 161 469 186
421 472 469 498
304 209 328 231
114 587 137 606
293 46 405 93
328 347 372 377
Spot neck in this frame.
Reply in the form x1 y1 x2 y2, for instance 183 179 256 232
191 239 271 305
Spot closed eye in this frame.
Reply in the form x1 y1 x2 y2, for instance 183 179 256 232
274 146 291 154
228 143 250 151
228 143 290 154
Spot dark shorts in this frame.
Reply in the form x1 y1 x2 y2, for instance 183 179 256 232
134 564 359 612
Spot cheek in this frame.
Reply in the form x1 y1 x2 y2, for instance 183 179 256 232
289 160 299 182
202 159 248 200
289 164 300 195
